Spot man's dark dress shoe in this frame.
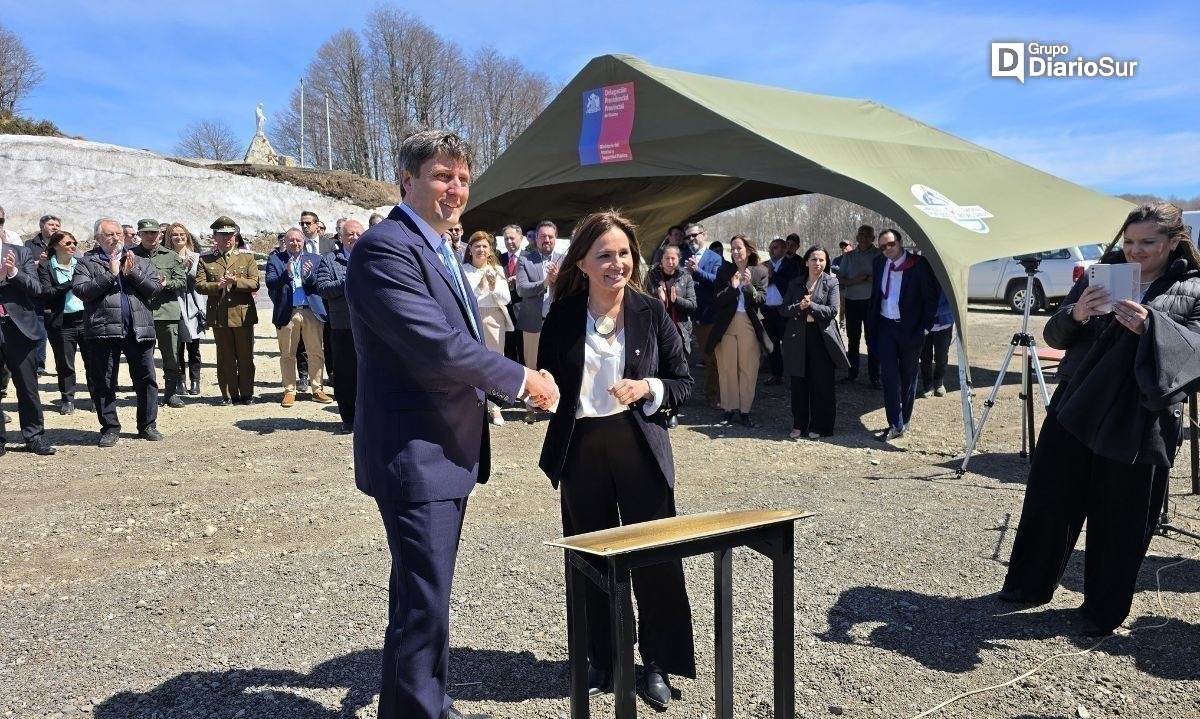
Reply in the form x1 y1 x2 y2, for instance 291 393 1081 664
139 426 164 441
666 415 678 429
641 670 672 710
165 395 185 409
97 432 119 448
740 412 760 428
59 398 74 415
26 436 56 455
588 666 612 697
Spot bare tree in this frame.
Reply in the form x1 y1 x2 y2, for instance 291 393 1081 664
174 119 242 161
271 3 552 180
0 23 45 115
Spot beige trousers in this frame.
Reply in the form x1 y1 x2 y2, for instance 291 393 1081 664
715 312 760 413
278 307 325 391
523 330 541 370
480 306 507 355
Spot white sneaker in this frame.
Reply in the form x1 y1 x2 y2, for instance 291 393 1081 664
934 385 947 397
489 409 505 426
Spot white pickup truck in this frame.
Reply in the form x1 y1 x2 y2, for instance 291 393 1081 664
968 244 1106 313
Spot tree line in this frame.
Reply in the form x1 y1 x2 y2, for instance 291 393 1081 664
263 6 553 180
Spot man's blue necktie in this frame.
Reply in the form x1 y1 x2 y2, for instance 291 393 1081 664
437 240 479 339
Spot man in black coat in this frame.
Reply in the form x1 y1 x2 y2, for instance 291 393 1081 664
72 218 165 447
0 239 55 456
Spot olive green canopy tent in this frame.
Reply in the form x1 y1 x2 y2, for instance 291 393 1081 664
463 54 1132 445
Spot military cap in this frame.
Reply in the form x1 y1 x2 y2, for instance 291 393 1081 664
136 218 160 232
210 215 238 233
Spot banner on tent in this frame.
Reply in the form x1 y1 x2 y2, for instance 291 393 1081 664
579 82 635 166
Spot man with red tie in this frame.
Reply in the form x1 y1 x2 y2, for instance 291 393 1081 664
867 228 938 440
498 224 525 365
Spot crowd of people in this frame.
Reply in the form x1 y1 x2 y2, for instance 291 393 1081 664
0 199 957 456
0 208 382 454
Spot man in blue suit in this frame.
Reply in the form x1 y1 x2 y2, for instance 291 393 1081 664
266 228 331 407
346 130 559 719
867 228 938 440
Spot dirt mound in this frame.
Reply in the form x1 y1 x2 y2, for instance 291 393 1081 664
172 160 401 210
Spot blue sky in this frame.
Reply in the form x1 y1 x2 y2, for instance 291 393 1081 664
6 0 1198 198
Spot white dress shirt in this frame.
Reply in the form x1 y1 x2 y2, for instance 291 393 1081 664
574 315 665 419
880 250 908 320
765 258 784 306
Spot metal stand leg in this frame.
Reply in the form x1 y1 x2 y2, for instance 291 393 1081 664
566 552 590 719
608 558 637 718
772 529 795 719
714 549 733 719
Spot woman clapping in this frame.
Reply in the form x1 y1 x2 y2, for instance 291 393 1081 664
462 231 513 425
780 246 849 439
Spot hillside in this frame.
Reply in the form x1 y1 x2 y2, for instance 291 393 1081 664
0 135 389 240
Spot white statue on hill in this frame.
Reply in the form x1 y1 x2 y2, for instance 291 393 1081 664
256 103 266 136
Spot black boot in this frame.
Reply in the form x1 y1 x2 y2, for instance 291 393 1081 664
189 378 200 396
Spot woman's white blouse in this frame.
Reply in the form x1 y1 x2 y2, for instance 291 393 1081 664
462 263 511 308
575 317 666 419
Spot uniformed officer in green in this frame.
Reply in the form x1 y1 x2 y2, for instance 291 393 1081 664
196 216 260 405
131 218 188 408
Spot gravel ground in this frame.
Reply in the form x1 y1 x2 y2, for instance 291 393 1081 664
2 304 1199 719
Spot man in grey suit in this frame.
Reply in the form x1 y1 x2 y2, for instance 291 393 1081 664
515 221 560 422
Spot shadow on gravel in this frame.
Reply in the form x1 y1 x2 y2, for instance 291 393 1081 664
94 648 381 718
935 453 1031 484
817 585 1200 680
448 647 571 701
92 647 569 717
235 417 343 435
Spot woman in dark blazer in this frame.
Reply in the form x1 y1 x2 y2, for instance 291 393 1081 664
37 231 90 414
781 246 850 439
705 234 771 427
537 210 695 710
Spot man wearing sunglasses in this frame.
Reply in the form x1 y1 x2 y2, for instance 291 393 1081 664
866 228 938 440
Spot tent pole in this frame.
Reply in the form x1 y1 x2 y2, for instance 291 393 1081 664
956 327 973 450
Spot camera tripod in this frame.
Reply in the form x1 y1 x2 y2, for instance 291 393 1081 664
959 258 1051 476
1158 395 1200 540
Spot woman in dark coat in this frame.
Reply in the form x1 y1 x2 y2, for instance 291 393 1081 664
37 231 89 414
646 244 696 428
780 246 849 439
998 202 1200 636
705 234 771 427
537 210 695 710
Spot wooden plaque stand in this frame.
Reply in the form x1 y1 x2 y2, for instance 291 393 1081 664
547 508 813 718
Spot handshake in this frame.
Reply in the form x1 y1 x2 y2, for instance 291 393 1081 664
523 368 560 412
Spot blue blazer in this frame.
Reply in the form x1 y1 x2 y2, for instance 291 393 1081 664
866 252 938 343
265 249 327 328
345 205 527 502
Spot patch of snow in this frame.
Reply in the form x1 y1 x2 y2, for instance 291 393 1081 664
0 135 390 240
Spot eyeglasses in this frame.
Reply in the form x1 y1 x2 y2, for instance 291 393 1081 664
449 228 463 234
59 241 77 246
879 241 898 249
684 232 703 240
